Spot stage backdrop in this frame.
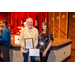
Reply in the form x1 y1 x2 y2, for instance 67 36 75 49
0 12 68 39
2 12 75 49
0 12 48 32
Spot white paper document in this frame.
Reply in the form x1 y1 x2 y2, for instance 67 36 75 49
29 49 40 56
15 35 20 44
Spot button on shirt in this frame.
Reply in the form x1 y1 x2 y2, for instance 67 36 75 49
0 26 11 44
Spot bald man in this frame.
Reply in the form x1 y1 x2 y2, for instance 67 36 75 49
19 18 38 62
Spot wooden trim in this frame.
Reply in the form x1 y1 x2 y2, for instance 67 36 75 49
59 12 60 38
71 49 75 51
66 12 68 38
53 12 55 37
61 55 71 62
67 12 69 39
51 41 72 50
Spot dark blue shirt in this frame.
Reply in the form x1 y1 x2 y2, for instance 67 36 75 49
0 26 11 44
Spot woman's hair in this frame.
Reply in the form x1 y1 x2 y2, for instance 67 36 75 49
40 21 50 37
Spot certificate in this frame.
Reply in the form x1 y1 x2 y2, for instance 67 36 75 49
29 49 40 56
24 38 33 50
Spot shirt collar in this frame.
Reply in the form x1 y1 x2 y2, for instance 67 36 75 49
2 26 7 30
27 26 33 32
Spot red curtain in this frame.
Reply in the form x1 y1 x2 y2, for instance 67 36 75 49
0 12 50 32
18 12 21 26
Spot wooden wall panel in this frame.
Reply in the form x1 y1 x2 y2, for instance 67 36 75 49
49 12 68 38
68 12 75 49
60 12 68 38
50 12 54 35
54 12 59 38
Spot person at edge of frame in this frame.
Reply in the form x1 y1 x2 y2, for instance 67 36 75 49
0 19 11 62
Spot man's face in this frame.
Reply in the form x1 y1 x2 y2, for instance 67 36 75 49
0 21 5 28
27 19 33 29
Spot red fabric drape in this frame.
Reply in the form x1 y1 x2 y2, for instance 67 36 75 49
42 12 45 22
1 12 4 19
27 12 29 18
13 12 15 28
41 12 42 26
0 13 1 20
33 12 35 27
0 12 50 33
22 12 25 22
24 12 27 22
18 12 21 26
47 12 49 24
15 12 18 27
37 12 43 32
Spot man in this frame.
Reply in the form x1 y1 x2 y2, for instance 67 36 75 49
0 21 2 57
0 19 11 62
19 18 38 62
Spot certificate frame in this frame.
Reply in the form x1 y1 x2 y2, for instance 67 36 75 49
24 38 34 50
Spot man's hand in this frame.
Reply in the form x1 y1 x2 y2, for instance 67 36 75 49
33 46 36 49
23 46 26 51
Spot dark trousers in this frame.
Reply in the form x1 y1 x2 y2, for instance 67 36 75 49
1 44 10 62
0 44 1 55
23 51 35 62
40 50 50 62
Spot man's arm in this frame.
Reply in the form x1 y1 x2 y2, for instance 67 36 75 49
34 29 38 48
0 30 8 43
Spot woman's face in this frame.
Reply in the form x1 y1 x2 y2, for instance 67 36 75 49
42 23 47 31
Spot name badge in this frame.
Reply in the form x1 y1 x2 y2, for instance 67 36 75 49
40 40 44 46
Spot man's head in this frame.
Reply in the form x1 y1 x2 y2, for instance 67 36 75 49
26 18 33 29
1 19 8 28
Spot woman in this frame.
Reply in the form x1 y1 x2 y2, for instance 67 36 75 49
38 21 54 62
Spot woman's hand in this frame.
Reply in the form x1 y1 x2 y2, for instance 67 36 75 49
42 41 52 57
42 51 47 57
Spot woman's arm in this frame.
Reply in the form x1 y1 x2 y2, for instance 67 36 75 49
42 41 52 57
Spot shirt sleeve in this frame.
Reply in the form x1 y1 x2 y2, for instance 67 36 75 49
34 29 38 47
49 32 54 42
0 30 8 43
